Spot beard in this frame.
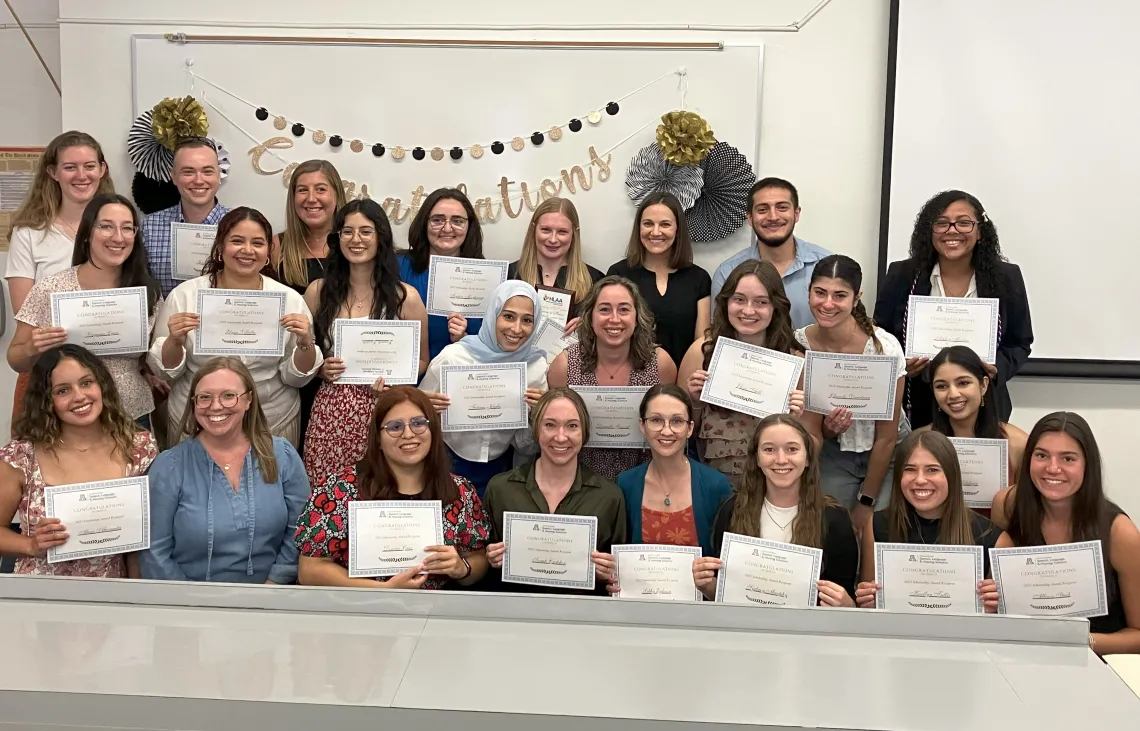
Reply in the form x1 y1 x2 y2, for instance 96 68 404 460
755 223 794 248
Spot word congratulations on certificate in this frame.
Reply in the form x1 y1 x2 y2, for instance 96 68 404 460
905 296 1000 363
990 540 1109 618
170 222 217 281
51 287 150 356
425 256 509 317
715 532 823 608
439 362 528 432
195 289 288 357
949 437 1008 509
701 337 804 419
502 512 598 590
803 351 900 421
572 386 650 449
613 544 702 602
334 319 421 385
347 500 443 578
875 543 984 614
43 476 151 563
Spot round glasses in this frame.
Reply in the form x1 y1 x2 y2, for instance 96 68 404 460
932 219 978 234
382 416 431 436
194 390 249 408
428 215 469 230
642 416 691 432
339 227 376 241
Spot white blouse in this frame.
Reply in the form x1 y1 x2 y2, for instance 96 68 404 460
418 342 548 463
794 325 906 453
759 499 798 544
4 226 74 283
930 263 978 298
147 275 323 432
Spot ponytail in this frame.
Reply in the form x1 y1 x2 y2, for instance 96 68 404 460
810 253 882 353
851 300 882 353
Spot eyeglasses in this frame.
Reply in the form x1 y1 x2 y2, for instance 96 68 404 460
382 416 431 436
194 390 249 408
94 223 137 237
932 219 978 234
643 416 691 432
428 215 469 230
339 227 376 241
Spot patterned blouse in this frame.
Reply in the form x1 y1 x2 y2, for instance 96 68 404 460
294 464 491 590
0 430 157 577
641 505 699 547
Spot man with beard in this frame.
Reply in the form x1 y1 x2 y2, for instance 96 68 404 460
710 178 830 329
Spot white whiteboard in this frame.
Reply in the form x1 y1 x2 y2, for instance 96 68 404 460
132 37 763 276
887 0 1139 363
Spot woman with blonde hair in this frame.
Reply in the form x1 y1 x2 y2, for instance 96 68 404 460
139 357 309 584
507 197 603 333
273 159 347 295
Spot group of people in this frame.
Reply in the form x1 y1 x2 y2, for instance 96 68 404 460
0 130 1135 656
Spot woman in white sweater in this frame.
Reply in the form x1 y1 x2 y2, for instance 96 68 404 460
148 207 322 446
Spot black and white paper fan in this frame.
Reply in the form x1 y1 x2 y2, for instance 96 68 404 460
128 109 175 183
625 143 704 209
684 142 756 243
213 139 231 180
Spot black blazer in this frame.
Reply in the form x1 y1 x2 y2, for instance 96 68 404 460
874 259 1033 428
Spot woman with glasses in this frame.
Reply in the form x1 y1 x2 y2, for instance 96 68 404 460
295 386 491 590
302 199 429 488
398 188 486 361
139 357 309 584
7 193 162 428
874 190 1033 429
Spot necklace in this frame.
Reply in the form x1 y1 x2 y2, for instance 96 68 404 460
597 360 627 381
58 438 99 453
764 503 795 531
646 464 675 507
55 217 80 239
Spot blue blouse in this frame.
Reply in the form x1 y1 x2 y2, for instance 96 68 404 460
398 253 483 362
615 459 733 557
139 436 310 584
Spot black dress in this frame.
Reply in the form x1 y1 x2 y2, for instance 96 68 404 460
506 260 604 320
606 260 711 369
274 256 327 450
872 510 1001 576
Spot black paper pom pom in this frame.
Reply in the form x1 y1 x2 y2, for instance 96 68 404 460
491 141 505 155
412 147 426 160
450 146 463 160
131 172 181 215
329 135 342 147
606 102 620 116
531 132 544 145
568 118 583 133
255 107 269 121
291 122 305 136
372 143 385 157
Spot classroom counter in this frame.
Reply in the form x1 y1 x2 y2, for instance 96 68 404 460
0 574 1137 731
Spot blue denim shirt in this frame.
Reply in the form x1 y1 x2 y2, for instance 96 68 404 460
141 201 229 297
710 237 831 330
139 436 309 584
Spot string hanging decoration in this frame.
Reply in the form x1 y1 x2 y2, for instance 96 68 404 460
656 110 716 166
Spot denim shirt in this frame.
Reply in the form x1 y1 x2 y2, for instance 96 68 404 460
139 436 309 584
710 237 831 330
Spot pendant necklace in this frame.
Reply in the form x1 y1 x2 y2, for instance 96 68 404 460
764 504 794 531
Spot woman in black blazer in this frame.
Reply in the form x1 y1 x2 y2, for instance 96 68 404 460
875 190 1032 429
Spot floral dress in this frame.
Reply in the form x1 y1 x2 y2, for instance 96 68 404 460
564 343 658 481
302 381 376 490
293 465 491 590
698 406 758 490
0 430 157 576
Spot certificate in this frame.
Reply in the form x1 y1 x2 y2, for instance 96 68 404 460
533 319 576 360
536 285 573 330
803 351 900 420
571 386 650 449
905 296 1000 363
195 288 287 357
715 532 823 608
613 544 702 602
333 319 420 385
425 256 509 317
439 362 528 432
170 222 217 281
700 337 804 419
347 500 443 578
50 287 149 356
949 437 1009 508
874 543 984 614
43 477 150 563
501 512 598 590
990 540 1109 618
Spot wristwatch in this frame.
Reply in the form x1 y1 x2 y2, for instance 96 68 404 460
857 492 875 508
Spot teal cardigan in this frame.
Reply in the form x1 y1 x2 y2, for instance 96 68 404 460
615 459 733 556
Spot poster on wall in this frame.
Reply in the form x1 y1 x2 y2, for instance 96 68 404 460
0 147 43 252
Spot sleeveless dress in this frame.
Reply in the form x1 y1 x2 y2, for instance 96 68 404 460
1091 503 1130 636
564 343 658 481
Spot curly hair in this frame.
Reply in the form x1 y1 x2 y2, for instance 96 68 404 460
574 275 658 372
402 187 484 273
703 259 798 369
202 207 276 285
13 344 138 461
907 190 1009 295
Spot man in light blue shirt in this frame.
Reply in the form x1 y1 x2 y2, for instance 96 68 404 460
711 177 830 330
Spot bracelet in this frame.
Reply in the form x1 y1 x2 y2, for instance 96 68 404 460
1089 633 1097 652
457 556 472 581
296 341 314 352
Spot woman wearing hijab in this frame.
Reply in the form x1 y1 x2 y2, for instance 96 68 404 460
419 281 549 496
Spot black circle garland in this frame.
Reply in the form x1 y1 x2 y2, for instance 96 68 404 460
291 122 305 136
491 141 505 154
450 147 463 160
606 102 620 115
569 118 583 132
412 147 426 160
329 135 343 147
531 132 544 145
255 107 269 121
372 143 385 157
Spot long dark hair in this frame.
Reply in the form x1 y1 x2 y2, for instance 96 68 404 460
810 254 882 353
624 191 694 269
402 188 484 273
886 431 979 546
908 190 1008 295
703 259 797 369
313 199 406 351
71 193 160 312
638 383 693 420
203 207 276 285
357 386 458 503
928 346 1002 439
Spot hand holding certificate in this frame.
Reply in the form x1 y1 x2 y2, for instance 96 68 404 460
715 532 823 607
426 256 509 317
700 337 804 419
439 362 528 432
347 500 443 577
195 289 288 357
170 222 217 281
949 437 1008 508
571 386 649 448
333 319 421 385
803 351 900 420
532 319 577 360
43 477 151 563
874 543 984 614
51 287 150 356
613 544 702 602
502 512 598 590
905 296 1000 362
990 540 1109 618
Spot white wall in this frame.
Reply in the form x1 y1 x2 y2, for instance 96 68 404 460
0 0 1129 519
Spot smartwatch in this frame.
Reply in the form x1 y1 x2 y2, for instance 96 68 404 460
857 492 876 508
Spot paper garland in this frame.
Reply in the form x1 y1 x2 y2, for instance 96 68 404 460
684 141 756 243
625 143 705 209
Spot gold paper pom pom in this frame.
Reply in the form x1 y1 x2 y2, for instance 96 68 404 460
431 147 444 161
392 146 406 160
587 110 602 125
350 139 363 153
511 136 525 152
470 144 484 159
273 116 287 130
312 129 327 144
549 126 563 141
151 96 209 151
655 110 717 166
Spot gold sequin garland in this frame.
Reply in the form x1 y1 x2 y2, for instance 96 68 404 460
273 116 287 130
431 147 444 161
511 137 525 152
391 146 406 160
470 144 484 159
350 139 363 153
312 129 327 144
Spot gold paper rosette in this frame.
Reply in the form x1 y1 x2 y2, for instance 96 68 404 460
151 96 209 150
655 111 716 167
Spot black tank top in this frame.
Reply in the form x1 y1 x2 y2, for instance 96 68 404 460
1091 503 1129 635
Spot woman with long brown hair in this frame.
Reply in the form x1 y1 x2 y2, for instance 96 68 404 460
148 207 322 446
272 159 347 295
692 414 858 606
0 345 156 577
678 259 806 488
139 357 309 583
295 385 491 589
